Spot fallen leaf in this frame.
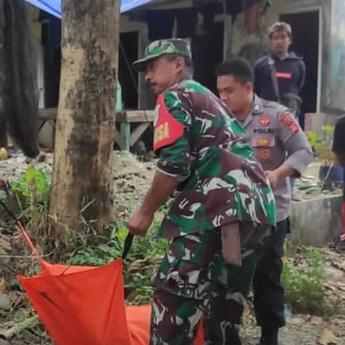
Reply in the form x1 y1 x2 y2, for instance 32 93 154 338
0 237 11 251
126 291 138 303
319 329 337 345
0 278 6 293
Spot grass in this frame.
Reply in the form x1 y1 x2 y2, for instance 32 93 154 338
0 166 168 307
282 243 342 317
1 167 342 315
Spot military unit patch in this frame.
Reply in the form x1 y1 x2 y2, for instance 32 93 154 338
153 94 184 152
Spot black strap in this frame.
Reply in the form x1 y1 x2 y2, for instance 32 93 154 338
122 233 134 259
0 182 18 222
268 56 281 103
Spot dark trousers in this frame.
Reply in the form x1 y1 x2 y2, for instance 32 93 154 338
253 219 289 330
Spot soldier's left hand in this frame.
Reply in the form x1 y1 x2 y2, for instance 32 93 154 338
128 208 153 236
265 170 280 189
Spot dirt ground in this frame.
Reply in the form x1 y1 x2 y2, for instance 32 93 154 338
3 314 345 345
243 316 345 345
1 152 345 345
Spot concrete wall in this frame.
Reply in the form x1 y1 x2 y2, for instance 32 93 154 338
327 0 345 111
290 195 342 247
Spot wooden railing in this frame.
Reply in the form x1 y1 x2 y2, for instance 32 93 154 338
38 108 155 151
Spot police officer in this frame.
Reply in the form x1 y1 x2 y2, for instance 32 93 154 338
255 22 306 196
216 57 313 345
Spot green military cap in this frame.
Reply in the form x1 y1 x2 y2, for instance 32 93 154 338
132 38 192 72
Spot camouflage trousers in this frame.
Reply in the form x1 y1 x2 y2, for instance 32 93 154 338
149 222 271 345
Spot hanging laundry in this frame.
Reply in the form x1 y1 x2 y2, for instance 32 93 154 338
261 0 272 15
225 0 243 25
39 11 61 63
146 10 175 41
199 2 217 32
244 0 264 32
176 8 198 38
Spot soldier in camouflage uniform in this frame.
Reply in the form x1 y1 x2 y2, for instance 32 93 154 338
128 39 276 345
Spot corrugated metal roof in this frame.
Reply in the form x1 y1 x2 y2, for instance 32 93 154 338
24 0 155 18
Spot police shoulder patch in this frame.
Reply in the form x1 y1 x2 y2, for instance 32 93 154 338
280 112 299 134
153 94 184 152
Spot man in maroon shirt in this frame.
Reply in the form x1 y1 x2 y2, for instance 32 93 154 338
332 116 345 243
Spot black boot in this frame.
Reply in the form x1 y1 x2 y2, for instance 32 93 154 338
260 328 279 345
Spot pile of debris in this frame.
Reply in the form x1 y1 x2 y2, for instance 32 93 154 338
0 150 157 213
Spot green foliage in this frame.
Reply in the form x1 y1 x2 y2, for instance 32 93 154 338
282 244 338 316
13 167 50 202
307 126 335 166
4 167 51 223
66 214 169 306
12 168 340 316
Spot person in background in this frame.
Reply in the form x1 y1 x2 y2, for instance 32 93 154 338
129 38 276 345
216 57 313 345
254 22 306 198
332 116 345 243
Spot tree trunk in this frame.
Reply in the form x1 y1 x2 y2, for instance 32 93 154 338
0 0 7 150
49 0 120 234
0 0 5 134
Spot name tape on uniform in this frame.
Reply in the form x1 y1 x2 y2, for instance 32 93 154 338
253 128 274 134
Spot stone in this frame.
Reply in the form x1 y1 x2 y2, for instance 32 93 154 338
0 340 10 345
0 247 10 265
287 317 305 326
0 294 11 311
291 195 343 247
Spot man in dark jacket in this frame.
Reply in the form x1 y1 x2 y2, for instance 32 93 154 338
254 22 306 197
254 22 305 109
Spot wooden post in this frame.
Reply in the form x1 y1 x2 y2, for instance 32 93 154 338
49 0 121 235
120 123 130 151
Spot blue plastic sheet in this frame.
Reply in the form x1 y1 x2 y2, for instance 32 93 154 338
24 0 154 18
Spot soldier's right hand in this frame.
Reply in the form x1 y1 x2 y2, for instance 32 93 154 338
128 208 153 237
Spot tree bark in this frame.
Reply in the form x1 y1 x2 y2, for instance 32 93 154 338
0 0 5 135
49 0 120 234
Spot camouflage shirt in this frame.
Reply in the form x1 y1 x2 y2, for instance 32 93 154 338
153 78 276 238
